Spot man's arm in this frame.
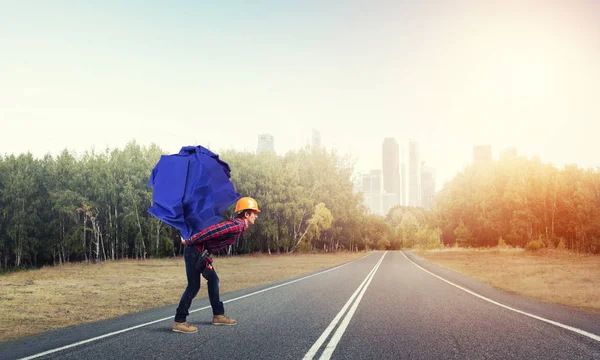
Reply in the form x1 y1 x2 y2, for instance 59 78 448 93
183 220 244 246
203 219 247 253
205 235 240 253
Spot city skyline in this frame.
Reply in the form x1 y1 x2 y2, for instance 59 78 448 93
2 2 599 191
1 123 562 197
255 132 443 215
361 137 433 214
357 137 528 214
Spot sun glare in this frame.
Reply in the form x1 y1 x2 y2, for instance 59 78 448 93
494 60 548 99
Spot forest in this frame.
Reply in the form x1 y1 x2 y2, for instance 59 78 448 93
1 142 598 269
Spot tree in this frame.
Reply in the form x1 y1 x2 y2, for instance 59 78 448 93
453 221 473 247
295 203 333 250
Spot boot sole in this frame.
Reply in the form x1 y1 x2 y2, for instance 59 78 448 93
172 328 198 333
212 322 237 326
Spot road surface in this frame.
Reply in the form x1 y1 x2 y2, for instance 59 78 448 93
2 251 599 359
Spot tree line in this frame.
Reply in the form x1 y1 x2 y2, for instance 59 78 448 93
0 142 167 268
0 142 390 269
382 153 600 254
1 143 598 269
434 154 600 253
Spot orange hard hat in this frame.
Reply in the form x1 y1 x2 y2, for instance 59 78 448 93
235 197 261 213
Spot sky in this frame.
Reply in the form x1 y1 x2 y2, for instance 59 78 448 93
2 0 600 190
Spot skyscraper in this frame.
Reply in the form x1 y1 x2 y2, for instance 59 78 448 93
421 165 436 210
382 138 401 207
401 162 406 206
408 139 421 207
473 145 492 165
361 173 371 214
370 169 382 215
311 129 321 149
361 170 382 215
362 172 372 193
257 134 275 154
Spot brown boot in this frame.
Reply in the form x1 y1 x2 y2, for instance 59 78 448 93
172 321 198 333
212 315 237 326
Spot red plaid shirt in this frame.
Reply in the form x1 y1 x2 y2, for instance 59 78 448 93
183 218 247 254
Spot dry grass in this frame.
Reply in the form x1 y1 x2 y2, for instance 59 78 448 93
0 252 366 342
414 248 600 312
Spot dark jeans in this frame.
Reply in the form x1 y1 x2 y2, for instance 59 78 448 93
175 246 224 322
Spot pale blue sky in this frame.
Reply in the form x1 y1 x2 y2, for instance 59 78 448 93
2 1 600 189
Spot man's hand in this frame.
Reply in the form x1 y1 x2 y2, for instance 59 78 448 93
180 236 186 245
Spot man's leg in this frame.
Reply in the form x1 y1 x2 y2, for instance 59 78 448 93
203 265 237 325
173 247 201 333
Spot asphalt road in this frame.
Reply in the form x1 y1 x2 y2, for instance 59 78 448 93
2 251 599 359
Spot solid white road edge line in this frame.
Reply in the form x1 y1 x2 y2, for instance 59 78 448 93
318 251 387 360
401 251 600 343
18 252 376 360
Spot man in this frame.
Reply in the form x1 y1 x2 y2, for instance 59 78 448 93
172 197 260 334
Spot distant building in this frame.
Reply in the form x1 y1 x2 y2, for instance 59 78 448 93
500 147 517 160
311 129 321 149
408 139 421 207
401 162 407 206
257 134 275 154
421 165 436 210
352 174 362 194
382 138 401 208
473 145 492 165
370 170 382 216
382 193 399 216
361 170 383 216
361 173 372 213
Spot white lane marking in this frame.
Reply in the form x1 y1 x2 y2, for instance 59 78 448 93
401 251 600 343
319 251 387 360
18 252 375 360
18 305 209 360
303 251 387 360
